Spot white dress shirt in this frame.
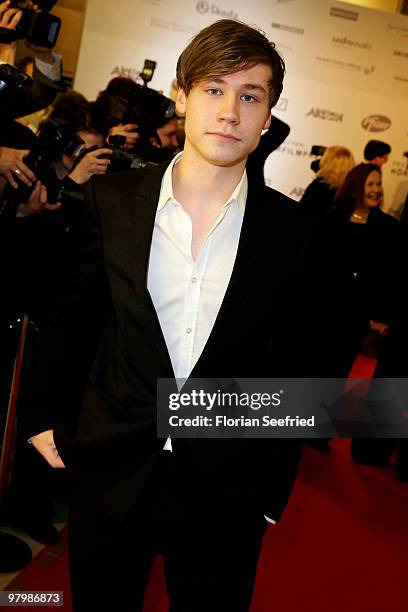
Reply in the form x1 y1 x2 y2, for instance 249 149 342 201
147 152 247 383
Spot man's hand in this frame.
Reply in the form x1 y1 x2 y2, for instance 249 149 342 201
30 429 66 468
108 123 139 151
0 147 36 188
0 0 22 30
69 148 111 185
0 0 22 63
16 180 61 217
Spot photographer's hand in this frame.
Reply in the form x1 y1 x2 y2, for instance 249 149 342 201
0 0 22 64
0 0 21 28
109 123 140 151
69 148 111 185
16 180 61 217
0 147 36 188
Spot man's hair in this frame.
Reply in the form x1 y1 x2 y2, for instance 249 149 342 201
363 140 391 161
176 19 285 109
334 162 381 216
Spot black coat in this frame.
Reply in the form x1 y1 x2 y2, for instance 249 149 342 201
299 177 337 220
23 162 326 523
312 206 402 371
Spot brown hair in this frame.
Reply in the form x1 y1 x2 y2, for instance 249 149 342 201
334 162 381 216
176 19 285 109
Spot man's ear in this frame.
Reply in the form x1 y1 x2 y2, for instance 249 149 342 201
176 88 187 115
263 111 272 131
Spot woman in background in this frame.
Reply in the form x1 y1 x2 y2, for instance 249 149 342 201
300 146 355 220
322 163 401 372
306 163 401 454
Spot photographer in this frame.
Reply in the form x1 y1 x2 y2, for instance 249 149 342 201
1 97 110 545
93 76 177 165
0 1 65 119
95 77 140 150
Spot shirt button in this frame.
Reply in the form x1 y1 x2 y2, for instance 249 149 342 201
186 328 192 334
191 277 197 283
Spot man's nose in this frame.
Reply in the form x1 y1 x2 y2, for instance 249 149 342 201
217 93 240 123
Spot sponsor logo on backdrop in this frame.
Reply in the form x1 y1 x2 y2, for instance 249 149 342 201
388 24 408 38
196 1 238 18
271 23 304 35
111 65 140 80
197 1 209 12
275 42 293 54
394 50 408 59
277 140 309 157
316 55 375 75
331 36 372 50
307 108 343 122
275 97 288 112
289 187 305 199
330 6 359 21
141 0 163 6
391 161 408 177
150 17 196 35
361 115 392 132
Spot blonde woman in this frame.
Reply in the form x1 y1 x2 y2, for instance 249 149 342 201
300 145 355 219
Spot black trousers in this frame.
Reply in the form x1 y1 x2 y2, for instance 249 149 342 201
68 452 267 612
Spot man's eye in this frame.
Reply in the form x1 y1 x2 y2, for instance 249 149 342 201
241 94 256 103
207 88 221 95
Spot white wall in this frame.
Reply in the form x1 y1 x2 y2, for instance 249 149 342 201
75 0 408 215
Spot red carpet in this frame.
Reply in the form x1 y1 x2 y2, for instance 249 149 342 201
4 439 407 612
4 355 408 611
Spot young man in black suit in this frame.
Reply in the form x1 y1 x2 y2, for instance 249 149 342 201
27 19 315 612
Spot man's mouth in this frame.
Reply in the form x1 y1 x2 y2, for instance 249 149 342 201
207 132 241 141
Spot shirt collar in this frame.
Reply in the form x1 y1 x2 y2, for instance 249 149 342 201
157 151 248 215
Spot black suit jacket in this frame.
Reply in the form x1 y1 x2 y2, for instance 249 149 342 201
25 161 317 522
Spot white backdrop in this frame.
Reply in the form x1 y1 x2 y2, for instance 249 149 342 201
75 0 408 215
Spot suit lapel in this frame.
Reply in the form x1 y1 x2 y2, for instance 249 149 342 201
123 161 175 376
189 179 270 377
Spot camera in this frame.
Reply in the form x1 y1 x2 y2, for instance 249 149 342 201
107 85 175 160
310 144 327 173
0 63 32 110
310 145 327 157
0 118 85 219
95 56 176 166
0 1 61 48
80 137 156 175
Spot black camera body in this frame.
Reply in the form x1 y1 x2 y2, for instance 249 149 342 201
0 118 85 219
97 85 176 163
0 63 32 110
310 145 327 173
81 140 150 174
3 1 61 48
310 145 327 157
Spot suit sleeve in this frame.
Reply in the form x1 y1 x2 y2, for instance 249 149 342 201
22 177 110 439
